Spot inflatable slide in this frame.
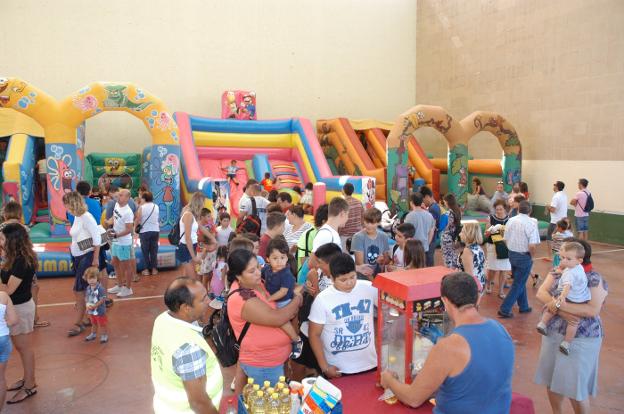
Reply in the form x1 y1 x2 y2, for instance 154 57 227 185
317 118 440 201
174 113 376 215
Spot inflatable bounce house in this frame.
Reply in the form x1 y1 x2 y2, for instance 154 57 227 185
0 77 182 276
0 80 376 276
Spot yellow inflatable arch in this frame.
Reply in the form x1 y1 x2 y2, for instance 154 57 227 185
0 77 181 235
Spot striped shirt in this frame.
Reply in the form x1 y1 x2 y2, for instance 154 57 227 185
339 196 363 237
503 213 540 253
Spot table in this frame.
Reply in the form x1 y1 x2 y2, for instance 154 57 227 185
331 372 535 414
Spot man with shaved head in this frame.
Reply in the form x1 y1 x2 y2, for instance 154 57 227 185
107 188 135 297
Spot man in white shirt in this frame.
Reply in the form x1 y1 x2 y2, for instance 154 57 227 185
238 183 269 233
546 181 568 257
237 179 258 215
107 189 135 298
308 253 377 378
498 201 540 318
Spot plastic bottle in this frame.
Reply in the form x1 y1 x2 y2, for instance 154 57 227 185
264 387 275 404
276 382 285 392
243 378 260 406
267 393 280 414
289 389 301 414
278 388 291 414
278 375 287 387
224 396 237 414
251 390 266 414
262 380 272 392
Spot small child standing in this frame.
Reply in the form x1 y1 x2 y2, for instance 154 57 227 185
261 238 303 358
551 218 573 268
260 172 274 192
210 246 228 299
391 223 415 270
84 267 109 343
216 213 233 246
199 238 218 290
222 160 241 186
537 242 591 355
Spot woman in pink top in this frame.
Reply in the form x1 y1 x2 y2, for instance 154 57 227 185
226 249 302 393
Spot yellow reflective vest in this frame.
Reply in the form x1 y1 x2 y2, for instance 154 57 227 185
151 312 223 413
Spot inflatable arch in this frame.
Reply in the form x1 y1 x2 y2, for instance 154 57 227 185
0 77 181 235
386 105 521 214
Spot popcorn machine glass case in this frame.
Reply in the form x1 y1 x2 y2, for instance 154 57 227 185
373 266 451 384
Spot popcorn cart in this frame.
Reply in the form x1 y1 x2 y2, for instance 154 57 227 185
373 266 451 384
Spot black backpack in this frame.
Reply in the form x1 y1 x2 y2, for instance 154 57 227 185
236 197 262 236
582 191 594 213
209 289 251 367
167 221 185 246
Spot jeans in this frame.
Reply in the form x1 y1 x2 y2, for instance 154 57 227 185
426 235 437 267
500 250 533 314
239 362 284 386
139 231 160 270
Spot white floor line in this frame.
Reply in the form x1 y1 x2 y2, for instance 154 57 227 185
39 294 164 308
592 248 624 254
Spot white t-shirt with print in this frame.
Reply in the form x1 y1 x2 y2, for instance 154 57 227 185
308 280 378 374
113 203 134 245
550 191 569 224
239 196 270 233
312 224 342 253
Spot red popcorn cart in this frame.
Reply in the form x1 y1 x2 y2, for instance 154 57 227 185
373 266 451 384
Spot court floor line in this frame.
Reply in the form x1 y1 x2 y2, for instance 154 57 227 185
39 294 164 308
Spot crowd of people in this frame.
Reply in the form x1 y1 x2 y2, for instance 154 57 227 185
0 174 604 413
150 176 605 414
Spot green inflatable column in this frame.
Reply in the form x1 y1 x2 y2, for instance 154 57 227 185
448 143 469 205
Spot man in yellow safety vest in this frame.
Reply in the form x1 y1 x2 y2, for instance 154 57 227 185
151 277 223 413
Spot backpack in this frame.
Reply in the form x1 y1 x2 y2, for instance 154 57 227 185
582 191 594 213
167 221 185 246
209 289 251 368
236 197 261 236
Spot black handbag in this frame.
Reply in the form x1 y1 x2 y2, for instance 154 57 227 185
135 205 156 233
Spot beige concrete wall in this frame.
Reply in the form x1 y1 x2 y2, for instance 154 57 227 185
415 0 624 213
0 0 417 153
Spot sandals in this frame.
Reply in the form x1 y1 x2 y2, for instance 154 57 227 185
7 379 24 391
34 320 50 328
7 386 37 404
68 323 85 337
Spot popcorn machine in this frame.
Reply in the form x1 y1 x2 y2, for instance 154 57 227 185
373 266 450 384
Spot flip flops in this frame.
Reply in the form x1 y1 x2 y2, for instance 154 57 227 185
7 387 37 404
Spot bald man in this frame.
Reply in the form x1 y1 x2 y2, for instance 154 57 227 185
107 188 135 297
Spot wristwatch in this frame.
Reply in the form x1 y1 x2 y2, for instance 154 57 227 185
555 300 561 309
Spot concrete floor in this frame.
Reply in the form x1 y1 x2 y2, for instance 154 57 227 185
3 242 623 414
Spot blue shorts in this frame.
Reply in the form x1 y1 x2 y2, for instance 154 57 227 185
576 216 589 232
239 362 284 386
111 243 132 261
176 243 197 264
72 251 94 292
0 335 12 363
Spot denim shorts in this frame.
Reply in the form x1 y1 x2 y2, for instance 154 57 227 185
239 362 284 386
0 335 12 363
176 243 197 264
111 243 132 261
576 216 589 232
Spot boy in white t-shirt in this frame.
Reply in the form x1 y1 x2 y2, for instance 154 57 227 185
311 197 349 253
537 242 591 355
216 212 233 246
308 253 378 377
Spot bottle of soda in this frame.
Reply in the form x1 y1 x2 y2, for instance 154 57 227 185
242 378 255 405
267 393 280 414
251 390 266 414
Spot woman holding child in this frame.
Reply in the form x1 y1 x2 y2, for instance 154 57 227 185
226 249 302 392
535 238 608 414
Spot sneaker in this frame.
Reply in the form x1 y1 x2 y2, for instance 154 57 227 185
151 269 158 276
100 335 109 344
290 338 303 360
142 269 150 276
559 341 570 355
536 322 548 336
107 285 121 294
117 287 134 298
85 333 97 342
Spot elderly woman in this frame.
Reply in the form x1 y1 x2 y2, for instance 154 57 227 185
226 249 302 393
176 193 216 279
0 223 38 404
63 191 101 338
535 238 608 414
